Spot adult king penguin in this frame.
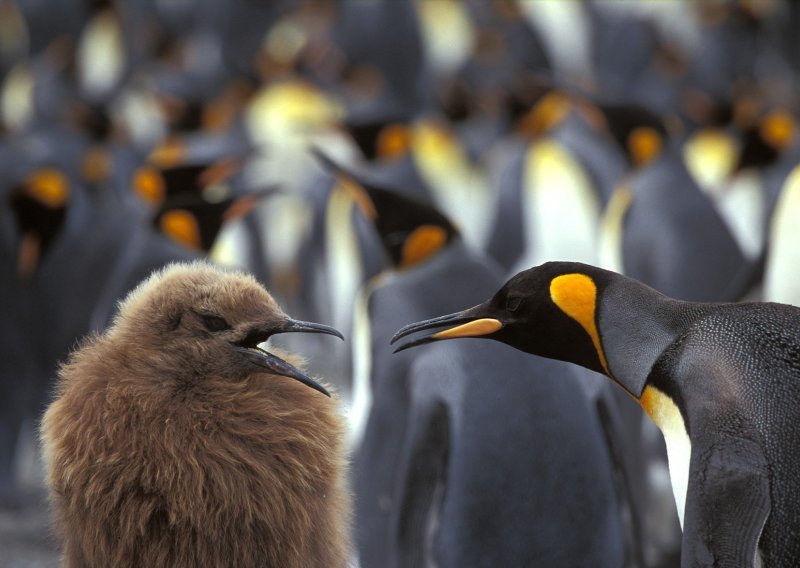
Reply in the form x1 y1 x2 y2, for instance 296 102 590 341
393 261 800 567
313 151 631 566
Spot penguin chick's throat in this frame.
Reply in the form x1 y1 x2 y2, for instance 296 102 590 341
548 274 610 375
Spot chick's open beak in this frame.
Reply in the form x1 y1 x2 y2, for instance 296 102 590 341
232 318 343 397
391 305 503 353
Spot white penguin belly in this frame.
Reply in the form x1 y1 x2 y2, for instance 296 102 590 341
640 385 691 529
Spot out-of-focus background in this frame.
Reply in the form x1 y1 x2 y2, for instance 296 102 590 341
2 0 800 566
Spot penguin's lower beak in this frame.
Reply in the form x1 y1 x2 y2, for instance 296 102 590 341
391 306 503 353
232 318 344 397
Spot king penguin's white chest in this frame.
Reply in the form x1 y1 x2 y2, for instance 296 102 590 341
640 385 692 529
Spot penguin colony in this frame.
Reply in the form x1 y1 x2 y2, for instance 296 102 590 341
2 1 800 567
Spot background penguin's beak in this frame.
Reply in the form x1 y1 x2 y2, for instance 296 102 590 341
232 317 344 397
391 305 503 353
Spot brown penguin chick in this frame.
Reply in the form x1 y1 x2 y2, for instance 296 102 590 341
40 261 351 568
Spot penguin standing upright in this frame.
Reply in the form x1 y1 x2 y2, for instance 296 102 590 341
40 262 350 567
317 158 636 566
598 108 754 303
393 261 800 567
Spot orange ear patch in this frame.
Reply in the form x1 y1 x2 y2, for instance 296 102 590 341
25 169 70 208
549 273 610 375
133 167 165 206
401 224 447 267
628 126 663 167
518 91 571 137
377 123 410 160
760 110 796 150
160 209 202 249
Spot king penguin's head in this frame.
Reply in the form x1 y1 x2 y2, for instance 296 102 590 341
392 261 613 377
112 261 343 396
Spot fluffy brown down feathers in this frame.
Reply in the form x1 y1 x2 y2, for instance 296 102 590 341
40 262 351 567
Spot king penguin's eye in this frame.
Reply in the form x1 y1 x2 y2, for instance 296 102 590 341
201 314 230 332
506 296 522 312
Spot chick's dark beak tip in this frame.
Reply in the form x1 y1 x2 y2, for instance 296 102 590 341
282 318 345 341
232 345 331 397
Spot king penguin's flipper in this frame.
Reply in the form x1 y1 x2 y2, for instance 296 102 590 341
651 333 772 567
683 434 770 567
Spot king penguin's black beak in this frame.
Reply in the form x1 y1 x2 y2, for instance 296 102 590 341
232 318 344 397
391 305 504 353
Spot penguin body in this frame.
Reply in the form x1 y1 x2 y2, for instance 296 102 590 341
334 175 635 566
395 340 626 567
393 261 800 567
354 239 504 567
647 302 797 565
40 262 350 567
0 164 196 500
485 115 603 275
763 157 800 305
615 143 753 302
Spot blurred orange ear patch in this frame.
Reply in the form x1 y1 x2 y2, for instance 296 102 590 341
25 169 70 208
628 126 663 167
549 273 610 375
160 209 202 249
133 167 166 206
401 224 447 267
376 123 410 160
519 91 571 137
760 110 795 150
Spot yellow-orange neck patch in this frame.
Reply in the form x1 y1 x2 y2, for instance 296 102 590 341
549 273 610 375
401 224 447 267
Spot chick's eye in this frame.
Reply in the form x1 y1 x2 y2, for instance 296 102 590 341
506 296 522 312
201 314 230 332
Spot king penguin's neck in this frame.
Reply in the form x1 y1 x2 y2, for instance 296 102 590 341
596 273 715 529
